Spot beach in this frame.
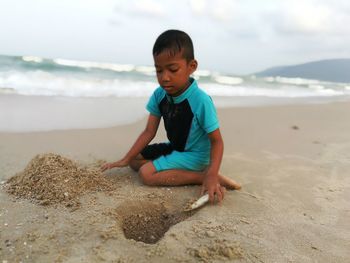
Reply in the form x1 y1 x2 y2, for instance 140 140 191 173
1 101 349 262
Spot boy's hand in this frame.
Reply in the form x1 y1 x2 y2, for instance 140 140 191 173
201 174 225 204
101 159 129 172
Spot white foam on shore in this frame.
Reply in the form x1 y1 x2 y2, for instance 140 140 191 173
0 71 157 97
2 54 350 99
266 76 321 85
1 70 348 99
201 83 345 97
2 54 350 132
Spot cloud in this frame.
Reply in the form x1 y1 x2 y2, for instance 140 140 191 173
132 0 166 18
189 0 237 22
188 0 350 38
186 0 350 73
211 0 237 22
113 0 166 20
271 2 332 35
189 0 207 15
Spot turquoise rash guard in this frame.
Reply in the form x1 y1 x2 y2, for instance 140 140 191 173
146 78 220 171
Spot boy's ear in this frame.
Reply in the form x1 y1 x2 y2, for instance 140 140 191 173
189 59 198 74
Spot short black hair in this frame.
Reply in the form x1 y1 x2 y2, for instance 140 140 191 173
153 29 194 62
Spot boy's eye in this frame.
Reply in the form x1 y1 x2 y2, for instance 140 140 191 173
169 68 179 72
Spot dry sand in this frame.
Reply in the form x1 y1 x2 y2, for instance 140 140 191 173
6 153 116 208
1 102 350 262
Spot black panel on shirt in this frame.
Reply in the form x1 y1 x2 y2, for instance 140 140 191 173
158 96 194 152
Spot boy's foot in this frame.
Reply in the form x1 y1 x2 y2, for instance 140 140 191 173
219 175 242 190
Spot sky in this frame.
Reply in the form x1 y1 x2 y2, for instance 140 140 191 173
0 0 350 75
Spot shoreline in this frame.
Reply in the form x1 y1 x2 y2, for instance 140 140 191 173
1 93 350 133
1 101 350 262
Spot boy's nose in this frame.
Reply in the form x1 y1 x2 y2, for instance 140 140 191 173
161 71 170 82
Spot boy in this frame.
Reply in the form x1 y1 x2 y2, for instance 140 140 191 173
101 29 241 203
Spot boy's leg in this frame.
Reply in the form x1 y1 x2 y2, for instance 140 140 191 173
139 161 203 186
129 154 148 172
130 143 173 172
218 175 241 190
139 161 241 189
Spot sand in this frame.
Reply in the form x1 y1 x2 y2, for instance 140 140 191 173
6 153 116 208
1 102 350 262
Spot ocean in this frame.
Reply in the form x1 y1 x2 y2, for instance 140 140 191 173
1 55 350 132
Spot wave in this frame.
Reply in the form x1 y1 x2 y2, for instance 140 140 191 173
0 70 348 98
0 54 350 99
53 58 136 73
213 75 243 85
22 56 43 63
0 70 156 97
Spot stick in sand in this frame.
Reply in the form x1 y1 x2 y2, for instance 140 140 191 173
184 193 210 212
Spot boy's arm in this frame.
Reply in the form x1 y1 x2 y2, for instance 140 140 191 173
201 128 225 203
101 114 160 171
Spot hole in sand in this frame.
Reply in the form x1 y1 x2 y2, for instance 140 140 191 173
118 200 191 244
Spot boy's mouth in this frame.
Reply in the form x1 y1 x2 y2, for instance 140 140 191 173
163 86 173 91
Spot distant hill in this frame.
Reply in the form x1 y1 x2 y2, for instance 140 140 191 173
255 59 350 83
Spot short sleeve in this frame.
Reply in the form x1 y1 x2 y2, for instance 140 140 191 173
197 96 219 133
146 88 162 117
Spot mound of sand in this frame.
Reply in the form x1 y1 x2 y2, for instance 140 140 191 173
6 153 115 208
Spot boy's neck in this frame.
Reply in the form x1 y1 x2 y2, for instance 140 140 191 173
170 78 192 97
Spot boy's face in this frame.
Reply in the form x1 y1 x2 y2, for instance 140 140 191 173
154 50 197 97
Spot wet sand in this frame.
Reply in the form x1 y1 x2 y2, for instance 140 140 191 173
1 102 350 262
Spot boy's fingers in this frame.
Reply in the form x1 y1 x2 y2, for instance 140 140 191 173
221 186 226 200
216 186 223 203
101 163 111 172
208 190 215 204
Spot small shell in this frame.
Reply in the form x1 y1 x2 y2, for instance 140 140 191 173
184 194 209 211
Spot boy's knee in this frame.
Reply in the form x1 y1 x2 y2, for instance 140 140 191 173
129 160 139 172
129 156 148 172
139 163 156 186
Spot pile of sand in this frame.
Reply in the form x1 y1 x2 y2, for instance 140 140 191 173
6 153 115 208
